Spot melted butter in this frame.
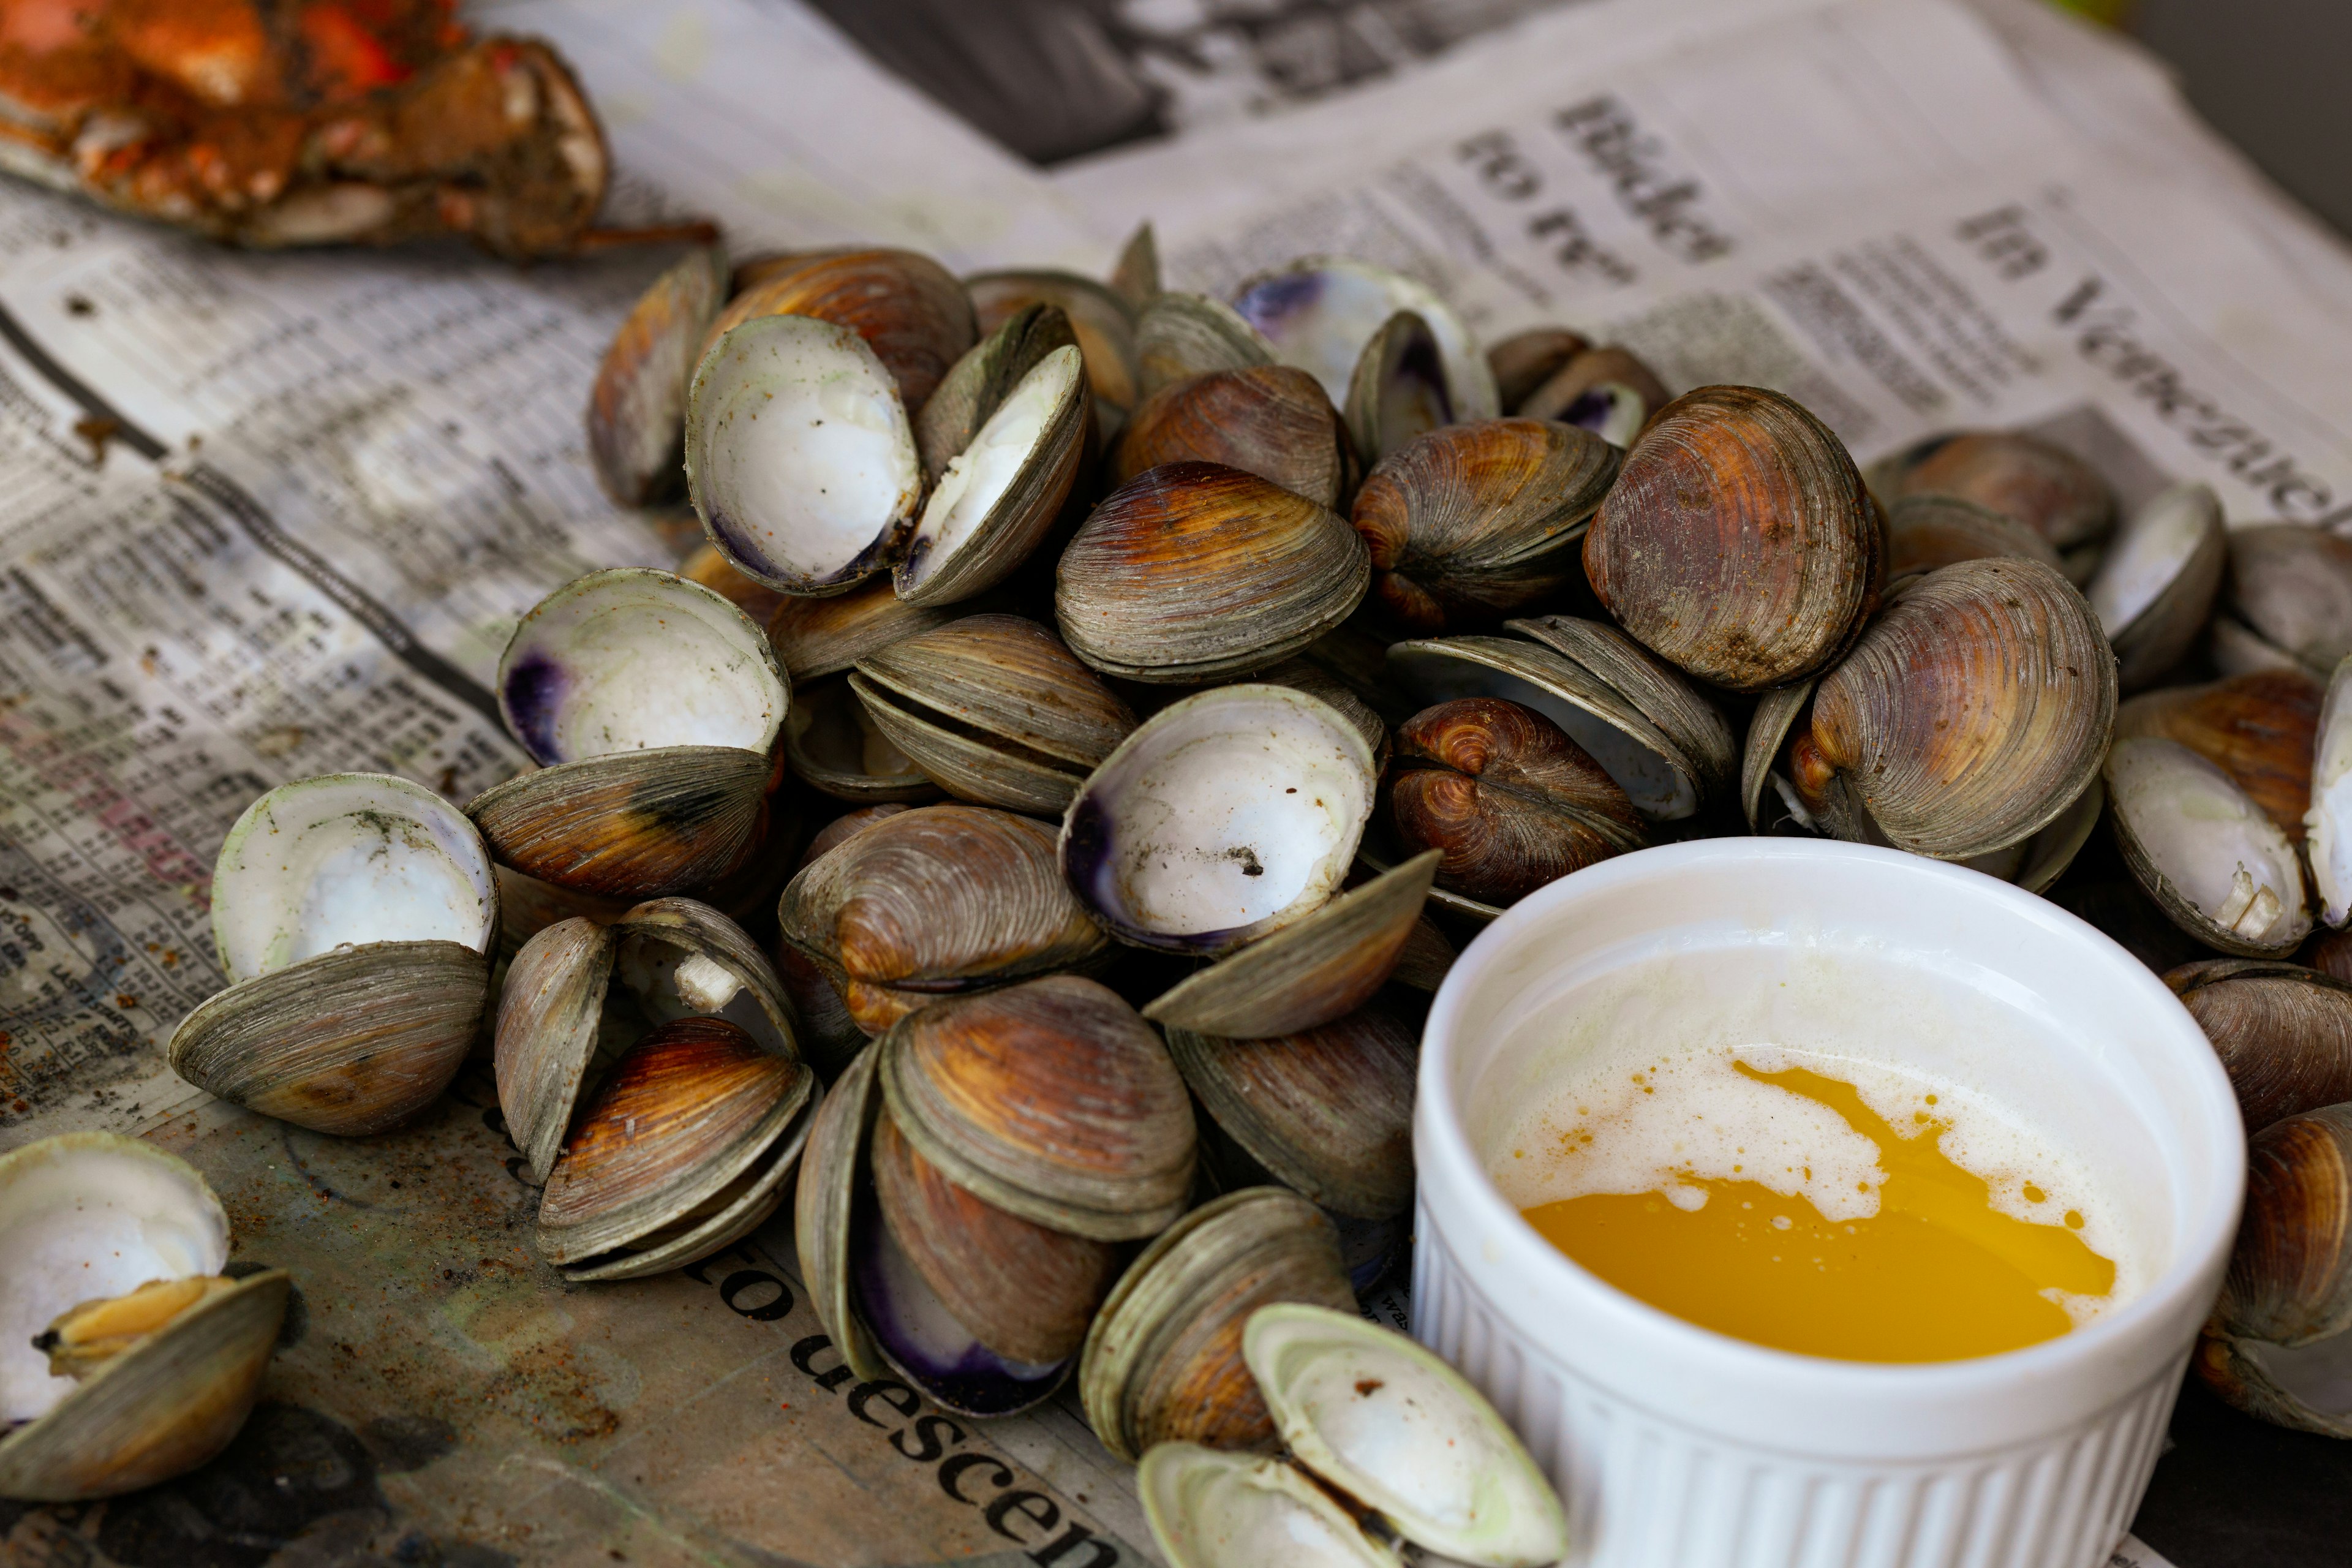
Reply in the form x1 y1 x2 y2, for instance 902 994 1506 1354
1520 1063 2117 1363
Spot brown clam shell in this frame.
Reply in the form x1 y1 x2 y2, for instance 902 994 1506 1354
1869 430 2114 555
1352 419 1620 635
1488 326 1591 415
2116 670 2322 838
1111 366 1351 511
774 807 913 1074
1506 614 1739 804
589 246 726 507
794 1041 889 1382
467 747 769 899
1882 492 2063 581
2214 1102 2352 1348
1134 292 1275 399
1809 557 2116 860
1585 385 1881 692
701 248 976 411
783 676 942 804
870 1107 1121 1366
968 270 1142 411
2167 959 2352 1133
877 974 1196 1241
1516 345 1669 424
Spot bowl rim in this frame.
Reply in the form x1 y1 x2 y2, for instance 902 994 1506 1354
1415 835 2247 1399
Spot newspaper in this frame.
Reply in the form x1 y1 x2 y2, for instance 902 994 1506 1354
1 0 2338 1561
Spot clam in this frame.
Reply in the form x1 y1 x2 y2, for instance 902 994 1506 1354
1514 344 1669 438
772 806 911 1076
1487 326 1589 414
1055 462 1371 684
2107 736 2311 957
1061 685 1377 956
1112 366 1352 511
1803 557 2116 860
0 1134 289 1502
1079 1188 1354 1461
1231 258 1499 421
2217 524 2352 679
535 1016 816 1281
2087 483 2226 692
778 803 1110 1034
467 570 786 899
1261 657 1390 766
913 301 1076 484
1350 420 1620 635
1136 292 1276 397
1143 854 1437 1039
1387 697 1646 908
850 614 1136 815
170 773 496 1136
2166 959 2352 1132
967 268 1142 411
496 895 801 1182
783 676 940 803
701 247 976 411
1585 385 1882 691
588 245 726 506
1507 614 1738 803
2198 1102 2352 1437
1109 221 1161 310
2118 669 2321 839
1149 1306 1569 1568
765 576 955 684
2312 657 2352 927
1343 309 1452 467
1882 492 2063 581
1866 429 2115 566
1741 679 1818 832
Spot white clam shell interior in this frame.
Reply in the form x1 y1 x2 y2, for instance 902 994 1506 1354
687 315 919 587
211 773 496 983
2244 1330 2352 1423
2308 655 2352 927
0 1136 229 1423
499 570 786 765
2110 737 2310 948
2087 482 2220 636
1139 1444 1398 1568
1232 258 1498 421
900 345 1080 597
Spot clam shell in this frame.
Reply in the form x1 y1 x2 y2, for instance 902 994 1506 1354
467 746 771 897
2012 775 2105 895
1113 366 1351 511
1351 421 1619 635
968 269 1142 410
2225 524 2352 678
915 301 1079 484
2089 483 2227 692
1742 680 1818 832
1144 853 1436 1039
1164 996 1415 1220
1811 557 2116 860
783 675 941 803
1077 1186 1352 1461
588 244 726 506
1506 614 1738 804
1060 685 1378 956
1487 326 1589 416
494 862 634 950
495 916 614 1182
1515 345 1670 427
2166 959 2352 1132
170 940 488 1137
1585 385 1881 692
766 577 954 684
2117 669 2321 839
1343 309 1452 469
701 247 975 411
1866 430 2114 556
1882 492 2063 582
679 539 790 631
778 804 1109 1033
774 807 913 1076
1259 657 1389 766
1109 222 1161 311
851 614 1136 816
1136 292 1276 398
2107 736 2311 957
2211 612 2310 680
1056 462 1371 684
877 974 1194 1241
2312 657 2352 926
1139 1445 1401 1568
1231 258 1499 420
794 1041 888 1381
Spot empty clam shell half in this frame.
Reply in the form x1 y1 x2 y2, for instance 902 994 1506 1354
796 1041 889 1382
1079 1186 1354 1462
1139 1446 1401 1568
1061 685 1377 956
1231 257 1499 421
702 247 976 413
1487 326 1589 414
2120 669 2321 840
2223 524 2352 679
765 576 955 684
1135 292 1276 399
0 1134 287 1502
967 269 1142 410
2313 657 2352 927
172 772 496 1136
1114 366 1352 511
896 344 1088 608
785 675 941 804
2087 483 2226 693
588 244 725 507
687 315 922 594
918 302 1079 485
1741 679 1818 832
1515 345 1670 431
1344 309 1452 468
2108 736 2311 957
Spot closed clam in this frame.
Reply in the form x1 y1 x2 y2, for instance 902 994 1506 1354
1343 309 1452 467
2087 482 2226 692
701 247 976 410
2108 736 2310 957
2117 669 2320 839
967 268 1142 411
2166 959 2352 1133
588 245 726 506
1882 492 2062 581
850 614 1135 816
1585 385 1882 691
1350 419 1620 634
0 1135 289 1502
1079 1188 1354 1461
1056 462 1371 683
1231 257 1499 421
771 806 911 1075
467 568 786 897
1136 292 1276 397
170 773 496 1136
778 803 1110 1034
2198 1102 2352 1436
1112 366 1351 511
1487 326 1589 415
783 675 940 803
1866 429 2115 568
1061 685 1377 956
2217 524 2352 679
1801 557 2115 860
1109 221 1161 309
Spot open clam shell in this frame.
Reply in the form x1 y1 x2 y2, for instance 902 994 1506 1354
1144 853 1436 1038
2120 669 2321 839
2165 959 2352 1132
1061 685 1378 956
850 614 1136 816
1741 679 1818 832
588 244 726 507
1078 1187 1354 1462
915 302 1077 484
1343 309 1452 468
1139 1446 1403 1568
687 315 923 595
171 773 497 1136
1056 461 1371 684
1351 420 1619 635
1866 429 2115 562
701 247 976 412
2315 660 2352 928
2088 483 2226 693
1487 326 1589 414
1231 258 1498 421
778 804 1110 1034
1883 492 2064 582
0 1134 287 1502
1507 614 1738 804
2108 736 2312 957
1113 366 1352 511
785 675 941 803
967 269 1142 411
2221 524 2352 679
1135 292 1276 398
1515 345 1670 432
1244 1304 1572 1567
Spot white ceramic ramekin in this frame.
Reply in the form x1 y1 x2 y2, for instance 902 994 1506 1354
1413 839 2245 1568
